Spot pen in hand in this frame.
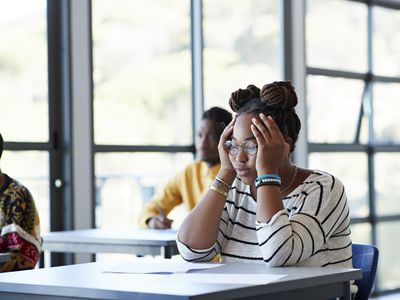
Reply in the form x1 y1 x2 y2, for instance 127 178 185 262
156 203 164 218
148 203 172 229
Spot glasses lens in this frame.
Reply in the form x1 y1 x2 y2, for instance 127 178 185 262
225 141 258 155
225 140 238 155
243 142 257 155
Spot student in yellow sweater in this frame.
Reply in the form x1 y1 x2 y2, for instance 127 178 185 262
139 107 232 229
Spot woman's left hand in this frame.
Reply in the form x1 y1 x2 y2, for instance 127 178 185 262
251 113 290 174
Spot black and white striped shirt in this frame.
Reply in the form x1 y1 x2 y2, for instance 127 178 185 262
177 170 353 268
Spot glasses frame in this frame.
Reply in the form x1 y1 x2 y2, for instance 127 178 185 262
225 140 258 156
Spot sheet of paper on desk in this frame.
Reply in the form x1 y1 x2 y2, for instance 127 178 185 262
168 273 287 285
103 260 224 274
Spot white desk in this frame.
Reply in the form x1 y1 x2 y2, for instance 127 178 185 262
0 258 361 300
0 252 10 263
42 228 178 259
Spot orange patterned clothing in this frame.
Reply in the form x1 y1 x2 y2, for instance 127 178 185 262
0 174 41 272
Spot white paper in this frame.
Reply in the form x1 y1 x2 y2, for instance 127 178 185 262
167 273 286 285
103 260 224 274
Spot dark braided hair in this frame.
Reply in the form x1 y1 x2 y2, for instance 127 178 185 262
229 81 301 152
202 107 233 141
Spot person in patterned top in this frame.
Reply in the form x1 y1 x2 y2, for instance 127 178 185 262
0 133 41 272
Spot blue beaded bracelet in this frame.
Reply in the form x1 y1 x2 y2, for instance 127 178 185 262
255 174 281 182
255 180 281 189
255 177 281 188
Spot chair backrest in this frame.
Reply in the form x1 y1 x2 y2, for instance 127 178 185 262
352 243 379 300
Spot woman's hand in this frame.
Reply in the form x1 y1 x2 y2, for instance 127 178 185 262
147 215 173 229
218 115 236 175
251 113 289 174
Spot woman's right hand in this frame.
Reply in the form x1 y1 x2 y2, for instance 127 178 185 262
218 115 236 175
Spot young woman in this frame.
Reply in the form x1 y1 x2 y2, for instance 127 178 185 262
177 81 352 268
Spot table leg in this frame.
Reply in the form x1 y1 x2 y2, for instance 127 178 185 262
340 281 351 300
161 246 172 259
39 251 45 268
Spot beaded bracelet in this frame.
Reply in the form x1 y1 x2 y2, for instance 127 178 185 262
209 185 229 197
255 181 281 189
255 177 281 185
256 174 281 182
255 177 281 188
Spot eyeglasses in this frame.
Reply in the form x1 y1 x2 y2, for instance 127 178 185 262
225 140 258 156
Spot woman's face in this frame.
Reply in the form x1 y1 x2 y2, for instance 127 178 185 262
229 114 258 185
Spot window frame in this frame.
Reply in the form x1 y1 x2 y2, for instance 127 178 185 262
305 0 400 294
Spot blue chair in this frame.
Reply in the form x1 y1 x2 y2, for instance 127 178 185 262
352 243 379 300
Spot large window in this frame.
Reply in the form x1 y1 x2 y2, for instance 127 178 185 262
0 0 50 233
306 0 400 293
203 0 280 110
92 0 281 233
92 0 191 146
92 0 193 230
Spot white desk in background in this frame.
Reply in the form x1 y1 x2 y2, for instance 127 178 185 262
0 252 10 263
0 258 362 300
41 228 178 259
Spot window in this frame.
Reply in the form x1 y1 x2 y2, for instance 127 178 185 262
203 0 280 110
92 0 281 233
0 0 50 233
92 0 191 146
307 76 366 143
373 7 400 78
94 152 193 229
307 0 367 73
306 0 400 293
92 0 193 230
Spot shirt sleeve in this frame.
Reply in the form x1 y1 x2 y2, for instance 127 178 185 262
0 185 41 272
255 175 350 267
138 172 184 228
176 194 230 262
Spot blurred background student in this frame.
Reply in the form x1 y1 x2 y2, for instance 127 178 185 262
0 133 41 272
139 107 232 229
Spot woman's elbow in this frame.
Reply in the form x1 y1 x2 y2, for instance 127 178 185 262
261 249 295 267
263 258 285 267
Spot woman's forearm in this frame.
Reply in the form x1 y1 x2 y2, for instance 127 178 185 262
178 190 226 248
256 185 284 222
178 171 235 249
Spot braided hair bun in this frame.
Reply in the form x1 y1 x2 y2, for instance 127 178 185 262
260 81 297 111
227 81 301 152
229 84 260 112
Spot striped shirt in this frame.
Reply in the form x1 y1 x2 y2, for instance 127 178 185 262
177 170 353 268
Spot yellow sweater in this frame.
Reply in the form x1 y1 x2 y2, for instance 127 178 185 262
138 161 220 228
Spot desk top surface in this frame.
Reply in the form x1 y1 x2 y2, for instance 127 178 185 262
0 258 362 300
42 228 178 246
0 252 10 263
